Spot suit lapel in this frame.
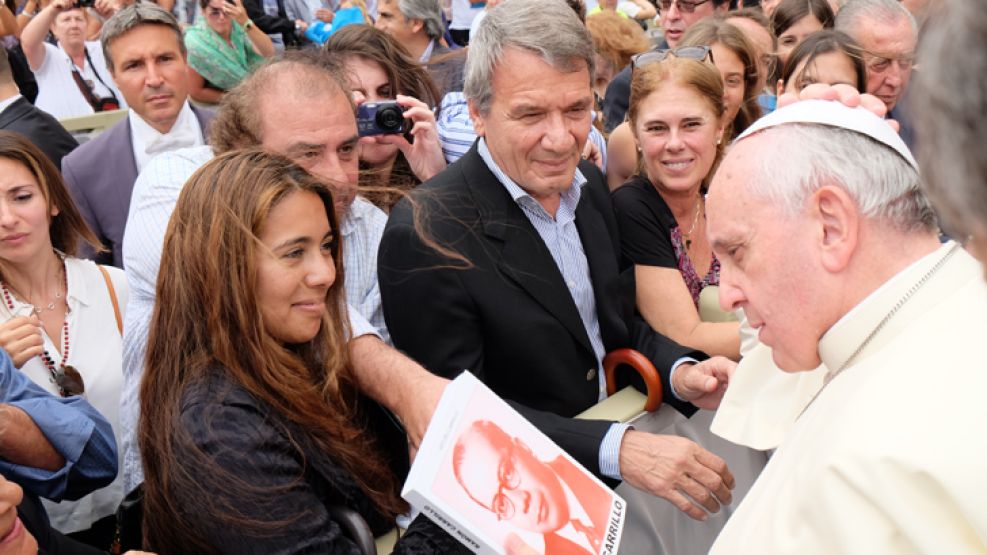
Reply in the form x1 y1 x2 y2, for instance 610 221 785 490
0 98 30 129
575 178 624 349
461 148 595 354
190 104 215 140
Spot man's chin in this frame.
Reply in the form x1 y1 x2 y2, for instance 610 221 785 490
771 349 821 373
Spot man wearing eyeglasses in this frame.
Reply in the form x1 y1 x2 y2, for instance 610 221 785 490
835 0 917 142
602 0 728 130
453 420 611 555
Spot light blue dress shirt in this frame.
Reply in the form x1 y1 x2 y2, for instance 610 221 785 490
0 351 117 501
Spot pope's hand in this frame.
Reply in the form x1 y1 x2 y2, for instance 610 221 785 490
619 430 734 521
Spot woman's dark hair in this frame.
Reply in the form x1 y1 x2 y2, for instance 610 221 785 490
139 149 407 554
780 29 866 92
325 24 442 210
0 131 101 258
770 0 835 38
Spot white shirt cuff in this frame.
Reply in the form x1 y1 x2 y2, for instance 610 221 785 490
599 422 632 481
668 356 699 402
347 303 380 340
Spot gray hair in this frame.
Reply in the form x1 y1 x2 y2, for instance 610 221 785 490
835 0 917 40
101 3 186 72
465 0 594 114
737 124 937 233
395 0 445 41
912 0 987 237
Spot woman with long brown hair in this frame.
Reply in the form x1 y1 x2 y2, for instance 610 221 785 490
138 150 465 554
325 25 446 212
611 56 742 361
0 131 127 548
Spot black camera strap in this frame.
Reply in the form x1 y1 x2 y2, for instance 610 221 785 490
68 46 119 112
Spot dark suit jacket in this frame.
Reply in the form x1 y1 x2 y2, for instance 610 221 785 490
61 105 214 268
0 96 78 167
171 369 470 554
379 145 703 477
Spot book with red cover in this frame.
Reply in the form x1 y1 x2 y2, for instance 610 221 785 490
403 372 626 554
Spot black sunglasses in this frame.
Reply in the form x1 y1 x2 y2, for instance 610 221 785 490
657 0 711 14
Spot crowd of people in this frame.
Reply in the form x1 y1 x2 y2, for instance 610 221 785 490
0 0 983 552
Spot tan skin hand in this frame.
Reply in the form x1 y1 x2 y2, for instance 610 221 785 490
777 83 900 133
619 430 735 521
0 316 43 369
671 358 736 411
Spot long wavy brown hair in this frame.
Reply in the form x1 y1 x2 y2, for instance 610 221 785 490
680 19 762 140
325 25 442 211
139 149 406 554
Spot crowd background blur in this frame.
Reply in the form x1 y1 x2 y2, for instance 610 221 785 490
0 0 981 552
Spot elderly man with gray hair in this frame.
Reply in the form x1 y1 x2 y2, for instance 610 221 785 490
374 0 465 94
704 96 987 552
380 0 739 523
835 0 917 121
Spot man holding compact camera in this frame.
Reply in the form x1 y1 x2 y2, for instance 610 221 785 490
21 0 126 119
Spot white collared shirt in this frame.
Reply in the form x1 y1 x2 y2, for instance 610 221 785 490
0 257 128 533
128 101 204 173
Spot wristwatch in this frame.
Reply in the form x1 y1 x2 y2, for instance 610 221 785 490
244 19 254 30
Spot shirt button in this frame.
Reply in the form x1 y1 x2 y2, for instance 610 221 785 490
586 368 597 381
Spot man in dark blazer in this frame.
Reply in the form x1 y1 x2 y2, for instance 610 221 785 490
61 4 213 268
380 0 735 522
0 49 77 167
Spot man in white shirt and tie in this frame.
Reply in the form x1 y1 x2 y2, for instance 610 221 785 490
61 3 214 268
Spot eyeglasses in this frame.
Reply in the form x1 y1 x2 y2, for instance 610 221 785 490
206 7 228 18
657 0 711 14
632 46 713 69
862 50 915 74
490 449 521 521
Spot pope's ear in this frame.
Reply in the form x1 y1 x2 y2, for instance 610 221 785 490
811 184 858 273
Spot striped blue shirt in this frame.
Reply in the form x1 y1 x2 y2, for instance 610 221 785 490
476 139 629 480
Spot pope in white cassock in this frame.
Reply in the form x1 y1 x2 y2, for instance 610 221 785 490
704 100 987 554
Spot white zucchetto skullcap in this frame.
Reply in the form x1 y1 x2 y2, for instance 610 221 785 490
735 100 918 170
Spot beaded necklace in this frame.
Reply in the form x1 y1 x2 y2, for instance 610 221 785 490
0 263 82 396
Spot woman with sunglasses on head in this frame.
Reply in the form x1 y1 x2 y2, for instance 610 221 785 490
770 0 835 71
607 21 760 189
776 29 865 94
0 132 127 549
139 150 467 554
325 25 446 212
611 56 741 360
184 0 275 104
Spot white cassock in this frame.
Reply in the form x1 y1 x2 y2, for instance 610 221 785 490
710 242 987 554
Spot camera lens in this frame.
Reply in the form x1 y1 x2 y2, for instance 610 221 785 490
375 106 403 133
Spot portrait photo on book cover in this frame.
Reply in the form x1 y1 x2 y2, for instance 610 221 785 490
433 390 621 554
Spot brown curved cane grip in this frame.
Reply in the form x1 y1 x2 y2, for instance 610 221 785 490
603 348 663 412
